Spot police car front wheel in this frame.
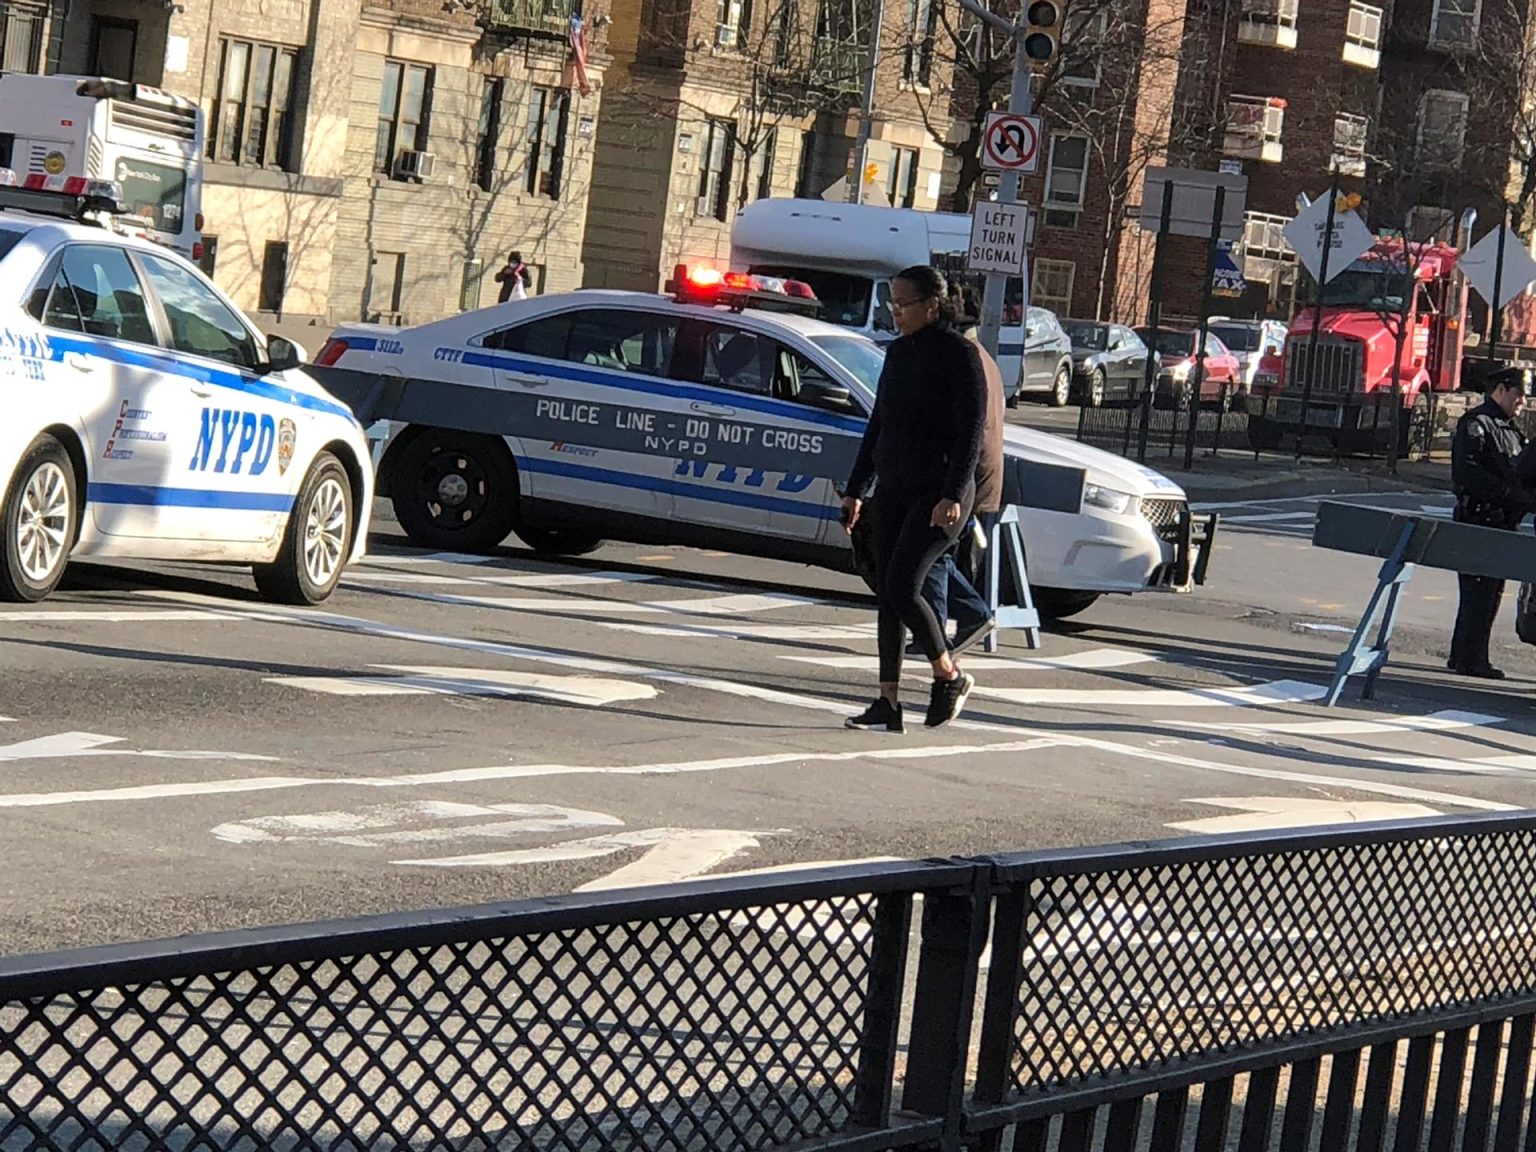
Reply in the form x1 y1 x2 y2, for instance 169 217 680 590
253 453 354 605
1 435 78 603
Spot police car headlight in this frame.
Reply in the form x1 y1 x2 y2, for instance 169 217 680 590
1083 483 1134 515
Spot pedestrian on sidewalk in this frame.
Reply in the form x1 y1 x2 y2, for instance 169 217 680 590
1449 366 1534 679
841 265 988 733
907 338 1004 658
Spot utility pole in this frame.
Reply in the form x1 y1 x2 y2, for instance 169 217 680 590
847 0 886 206
955 0 1058 361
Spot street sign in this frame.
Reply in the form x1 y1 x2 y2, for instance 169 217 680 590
1283 193 1375 285
1139 168 1247 241
1213 241 1246 298
968 201 1029 274
982 112 1043 173
1459 224 1536 309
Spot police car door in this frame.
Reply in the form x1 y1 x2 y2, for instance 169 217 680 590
29 242 177 539
132 251 293 542
481 306 680 524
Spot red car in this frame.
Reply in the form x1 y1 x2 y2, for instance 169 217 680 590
1135 327 1244 410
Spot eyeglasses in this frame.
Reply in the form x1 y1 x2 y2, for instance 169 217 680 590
890 295 931 311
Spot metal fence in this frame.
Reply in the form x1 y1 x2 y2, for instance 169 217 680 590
5 814 1536 1149
1075 387 1468 469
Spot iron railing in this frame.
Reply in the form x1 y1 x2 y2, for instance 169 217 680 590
5 814 1536 1148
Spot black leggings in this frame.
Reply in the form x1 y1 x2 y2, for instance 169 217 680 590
872 493 968 683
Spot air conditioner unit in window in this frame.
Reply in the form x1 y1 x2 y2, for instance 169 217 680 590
396 150 437 181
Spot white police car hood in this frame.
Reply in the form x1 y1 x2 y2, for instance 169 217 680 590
1001 423 1188 501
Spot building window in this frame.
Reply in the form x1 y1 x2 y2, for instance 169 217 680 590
795 130 818 197
1032 260 1075 316
1060 8 1107 86
1345 1 1382 49
717 0 751 47
1417 89 1469 167
697 118 735 220
460 257 484 312
369 251 405 322
773 0 795 65
258 241 288 313
1407 205 1456 241
375 60 432 176
1242 212 1293 261
903 0 937 86
526 85 569 199
1 7 42 74
1429 0 1479 48
755 130 777 201
90 18 138 80
886 146 919 208
1043 135 1088 228
475 77 503 192
212 40 299 170
1332 113 1369 176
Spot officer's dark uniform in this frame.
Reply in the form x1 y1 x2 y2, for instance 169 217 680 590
1449 369 1533 676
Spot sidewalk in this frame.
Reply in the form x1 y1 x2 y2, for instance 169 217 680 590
1151 450 1452 503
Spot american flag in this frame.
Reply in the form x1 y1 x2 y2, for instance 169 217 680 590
566 13 591 96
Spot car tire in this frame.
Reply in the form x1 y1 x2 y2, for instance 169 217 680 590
1032 587 1100 620
515 526 605 556
253 452 353 605
0 434 77 604
1088 369 1106 409
389 430 519 553
1049 365 1072 407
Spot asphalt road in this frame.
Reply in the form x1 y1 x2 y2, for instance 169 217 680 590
3 488 1534 956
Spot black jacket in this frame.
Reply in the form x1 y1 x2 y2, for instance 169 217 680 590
846 322 987 505
1452 397 1530 528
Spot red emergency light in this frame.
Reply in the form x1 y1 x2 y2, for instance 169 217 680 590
666 264 819 314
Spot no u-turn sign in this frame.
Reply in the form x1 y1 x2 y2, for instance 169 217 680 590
982 112 1043 173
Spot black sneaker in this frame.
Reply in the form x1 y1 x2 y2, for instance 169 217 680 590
845 698 905 733
925 672 975 728
951 618 997 657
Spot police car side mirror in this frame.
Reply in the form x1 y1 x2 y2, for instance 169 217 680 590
265 335 306 373
801 377 853 411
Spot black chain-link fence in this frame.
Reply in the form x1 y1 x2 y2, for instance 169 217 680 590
1075 386 1469 469
6 816 1536 1149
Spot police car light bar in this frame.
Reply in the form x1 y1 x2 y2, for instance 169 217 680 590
666 264 820 315
0 169 129 223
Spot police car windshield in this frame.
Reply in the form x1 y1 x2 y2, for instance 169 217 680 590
811 334 884 394
747 266 872 327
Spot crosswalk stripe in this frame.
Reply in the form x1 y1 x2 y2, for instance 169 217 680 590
1172 710 1504 736
1372 754 1536 776
974 679 1328 708
600 620 878 640
0 608 223 622
265 666 659 705
783 648 1158 673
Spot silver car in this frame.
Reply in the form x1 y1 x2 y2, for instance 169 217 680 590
1061 320 1152 407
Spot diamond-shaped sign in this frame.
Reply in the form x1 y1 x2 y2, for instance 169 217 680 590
1459 225 1536 310
1283 193 1376 285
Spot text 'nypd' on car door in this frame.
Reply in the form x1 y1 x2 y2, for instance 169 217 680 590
483 307 681 524
135 252 296 542
668 319 833 541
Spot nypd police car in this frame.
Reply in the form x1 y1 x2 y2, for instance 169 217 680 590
322 270 1210 618
0 171 373 603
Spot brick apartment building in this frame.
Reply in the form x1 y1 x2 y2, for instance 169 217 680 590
580 0 953 289
3 0 605 327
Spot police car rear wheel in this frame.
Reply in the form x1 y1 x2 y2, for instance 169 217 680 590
1033 588 1100 620
1 436 76 603
391 432 517 553
253 453 353 605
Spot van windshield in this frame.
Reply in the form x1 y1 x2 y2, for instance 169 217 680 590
747 265 872 328
1210 324 1259 352
811 334 884 395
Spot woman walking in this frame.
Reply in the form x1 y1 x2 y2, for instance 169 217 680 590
841 265 988 732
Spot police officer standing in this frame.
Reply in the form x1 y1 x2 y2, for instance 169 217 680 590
1449 366 1534 679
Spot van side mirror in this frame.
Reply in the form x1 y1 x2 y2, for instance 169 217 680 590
266 335 306 373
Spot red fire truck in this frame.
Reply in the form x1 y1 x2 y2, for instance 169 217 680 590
1247 238 1469 453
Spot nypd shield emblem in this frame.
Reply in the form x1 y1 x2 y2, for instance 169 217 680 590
277 418 296 476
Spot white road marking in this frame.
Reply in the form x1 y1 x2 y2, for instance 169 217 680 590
652 592 822 615
1172 710 1505 736
0 609 223 622
363 591 668 614
574 830 768 891
1167 796 1441 834
395 826 735 869
976 679 1328 708
124 590 1522 814
0 740 1065 809
783 648 1159 673
1294 622 1354 634
602 621 878 640
264 666 659 705
363 552 501 566
362 564 661 588
213 801 622 847
1220 512 1318 524
0 731 276 763
1373 753 1536 776
343 571 487 587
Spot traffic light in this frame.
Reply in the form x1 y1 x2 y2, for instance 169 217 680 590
1021 0 1062 64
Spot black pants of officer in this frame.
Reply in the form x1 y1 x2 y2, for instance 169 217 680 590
1450 573 1504 671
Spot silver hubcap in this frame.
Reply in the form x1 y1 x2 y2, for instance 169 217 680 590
16 462 69 583
302 477 348 588
437 472 469 506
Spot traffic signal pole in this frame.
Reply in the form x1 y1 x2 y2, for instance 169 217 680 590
848 0 885 205
955 0 1055 362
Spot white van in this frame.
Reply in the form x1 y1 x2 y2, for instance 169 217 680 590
730 198 1050 401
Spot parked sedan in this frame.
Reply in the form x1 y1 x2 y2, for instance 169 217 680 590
1061 320 1151 407
1135 328 1244 410
1009 307 1077 408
